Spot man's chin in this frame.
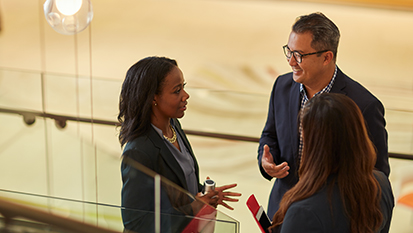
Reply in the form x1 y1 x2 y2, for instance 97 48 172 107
292 74 302 84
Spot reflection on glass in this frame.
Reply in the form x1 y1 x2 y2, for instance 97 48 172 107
121 156 239 233
0 155 239 233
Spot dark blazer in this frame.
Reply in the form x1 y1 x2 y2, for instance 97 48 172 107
121 118 202 233
278 171 394 233
258 67 390 218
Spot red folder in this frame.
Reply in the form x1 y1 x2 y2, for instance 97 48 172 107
246 194 271 233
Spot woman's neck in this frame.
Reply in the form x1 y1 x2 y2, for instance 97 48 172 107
151 117 171 135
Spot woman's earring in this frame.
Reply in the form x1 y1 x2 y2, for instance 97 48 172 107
154 103 157 106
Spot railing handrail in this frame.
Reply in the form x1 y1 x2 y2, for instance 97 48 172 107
0 197 119 233
0 106 412 160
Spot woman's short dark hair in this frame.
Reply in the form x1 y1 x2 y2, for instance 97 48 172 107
117 56 178 147
293 12 340 61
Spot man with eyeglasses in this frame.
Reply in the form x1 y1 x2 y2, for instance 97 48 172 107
257 12 389 219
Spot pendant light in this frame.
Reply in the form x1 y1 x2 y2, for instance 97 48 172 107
44 0 93 35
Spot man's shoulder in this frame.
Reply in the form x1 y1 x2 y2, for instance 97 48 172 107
339 73 371 92
334 69 382 107
276 72 293 83
273 72 298 89
270 72 300 100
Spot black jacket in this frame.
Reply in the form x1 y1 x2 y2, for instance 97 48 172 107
121 118 202 233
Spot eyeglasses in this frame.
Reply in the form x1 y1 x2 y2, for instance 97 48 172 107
283 45 328 64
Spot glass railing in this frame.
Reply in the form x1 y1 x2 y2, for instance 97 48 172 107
0 155 239 233
0 189 121 232
120 156 239 233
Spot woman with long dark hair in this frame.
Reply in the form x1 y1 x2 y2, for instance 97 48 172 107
118 56 240 232
269 93 394 233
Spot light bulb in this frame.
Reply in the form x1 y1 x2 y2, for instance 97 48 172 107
44 0 93 35
56 0 82 16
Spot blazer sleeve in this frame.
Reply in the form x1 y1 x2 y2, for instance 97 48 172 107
258 81 281 181
361 99 390 176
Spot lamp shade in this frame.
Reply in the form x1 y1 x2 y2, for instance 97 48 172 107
44 0 93 35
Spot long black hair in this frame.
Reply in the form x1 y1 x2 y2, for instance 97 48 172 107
117 56 178 147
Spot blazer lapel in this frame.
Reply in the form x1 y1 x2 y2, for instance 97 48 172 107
289 81 301 156
147 126 188 190
330 67 347 95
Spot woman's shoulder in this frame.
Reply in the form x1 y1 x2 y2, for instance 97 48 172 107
373 170 392 190
288 187 337 214
372 170 394 205
372 170 394 232
122 127 162 156
283 185 349 233
124 134 152 151
121 131 162 170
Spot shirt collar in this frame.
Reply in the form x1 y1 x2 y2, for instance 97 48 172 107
151 124 165 139
300 65 337 100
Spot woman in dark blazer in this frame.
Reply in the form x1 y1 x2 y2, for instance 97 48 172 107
118 56 240 232
269 93 394 233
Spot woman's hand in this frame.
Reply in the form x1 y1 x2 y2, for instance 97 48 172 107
192 181 241 214
196 190 220 208
198 177 242 210
214 183 241 210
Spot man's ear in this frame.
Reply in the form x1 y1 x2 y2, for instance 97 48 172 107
323 51 334 65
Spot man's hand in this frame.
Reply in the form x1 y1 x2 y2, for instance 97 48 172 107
261 144 289 178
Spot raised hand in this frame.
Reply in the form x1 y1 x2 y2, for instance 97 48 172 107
197 177 241 211
261 144 289 178
214 183 241 210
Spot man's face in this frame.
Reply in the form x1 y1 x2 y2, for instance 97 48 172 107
286 31 326 87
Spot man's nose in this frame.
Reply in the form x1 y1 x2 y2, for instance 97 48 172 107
288 55 298 66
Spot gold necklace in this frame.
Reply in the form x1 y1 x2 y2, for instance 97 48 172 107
163 125 177 143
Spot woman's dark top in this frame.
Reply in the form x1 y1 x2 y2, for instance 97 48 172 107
121 119 202 233
279 171 394 233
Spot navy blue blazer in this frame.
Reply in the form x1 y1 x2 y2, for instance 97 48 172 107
121 118 202 232
258 67 389 218
278 171 394 233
